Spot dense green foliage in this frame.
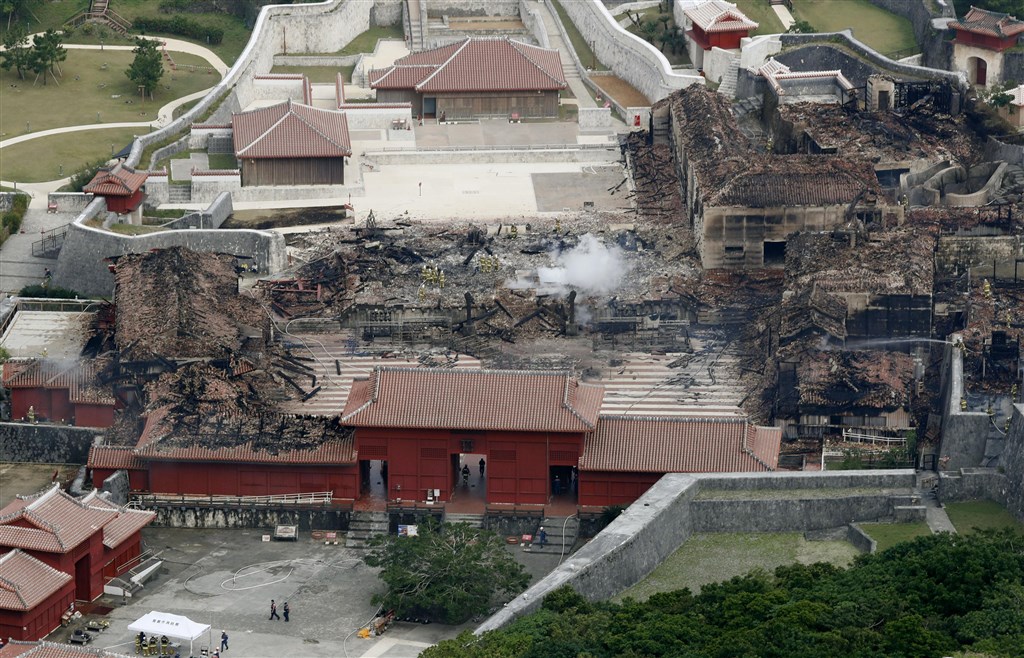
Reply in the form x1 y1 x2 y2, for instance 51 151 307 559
364 520 530 625
424 530 1024 658
1 192 29 244
953 0 1021 17
133 15 224 45
68 158 108 193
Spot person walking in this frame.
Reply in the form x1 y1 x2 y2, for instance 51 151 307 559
269 599 280 620
479 458 486 477
283 601 290 622
220 631 229 651
537 527 547 547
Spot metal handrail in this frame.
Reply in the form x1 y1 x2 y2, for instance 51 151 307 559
131 491 336 507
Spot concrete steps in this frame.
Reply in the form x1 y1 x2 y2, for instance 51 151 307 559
346 510 389 548
444 512 484 528
717 54 740 99
524 516 578 554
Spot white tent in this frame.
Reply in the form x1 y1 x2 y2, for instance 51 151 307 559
128 611 210 655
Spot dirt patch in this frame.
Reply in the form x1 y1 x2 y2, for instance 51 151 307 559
591 76 649 107
0 463 82 509
222 207 351 230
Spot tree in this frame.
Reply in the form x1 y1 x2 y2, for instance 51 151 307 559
1 0 39 30
125 37 164 101
0 24 31 80
787 20 816 34
29 29 65 85
364 520 530 624
640 19 659 44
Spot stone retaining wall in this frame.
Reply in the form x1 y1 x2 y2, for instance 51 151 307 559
46 193 96 213
272 54 362 67
519 0 549 48
847 523 877 553
864 0 951 69
145 506 351 531
478 469 917 633
0 422 100 464
549 0 702 104
985 137 1024 166
939 336 992 470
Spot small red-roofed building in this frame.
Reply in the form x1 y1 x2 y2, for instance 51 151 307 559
231 100 351 186
82 164 148 215
2 361 117 428
578 416 781 506
369 37 567 120
341 368 603 505
0 550 74 641
0 486 154 604
682 0 758 70
949 6 1024 87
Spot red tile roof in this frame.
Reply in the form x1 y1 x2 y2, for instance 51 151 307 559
579 416 780 472
0 485 116 553
79 492 155 549
684 0 758 33
3 360 116 407
82 164 148 197
950 6 1024 38
341 368 603 432
88 445 146 470
369 37 566 93
232 100 351 159
0 550 73 612
0 642 135 658
133 439 357 464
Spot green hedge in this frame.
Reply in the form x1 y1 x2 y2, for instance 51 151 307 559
133 16 225 45
0 193 30 246
18 284 81 299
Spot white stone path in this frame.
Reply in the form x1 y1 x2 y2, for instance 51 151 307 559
772 3 796 30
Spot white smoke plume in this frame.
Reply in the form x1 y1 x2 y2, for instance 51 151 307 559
509 233 631 296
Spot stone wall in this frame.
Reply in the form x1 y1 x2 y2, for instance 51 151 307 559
519 0 550 48
188 127 233 150
428 0 520 17
145 505 350 531
985 137 1024 166
777 32 965 89
938 336 992 470
148 136 190 170
476 473 700 633
847 523 877 553
272 54 363 68
46 193 95 213
0 422 100 464
160 192 233 230
365 145 618 165
549 0 702 104
477 469 917 633
100 470 131 506
1002 405 1024 521
54 214 286 297
190 172 243 203
372 0 403 25
938 467 1010 505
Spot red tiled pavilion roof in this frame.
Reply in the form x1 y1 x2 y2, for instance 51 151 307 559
88 445 146 471
82 164 148 197
369 37 566 93
2 360 115 407
232 100 352 159
341 368 603 432
949 6 1024 38
579 415 780 473
0 550 72 612
79 491 155 549
684 0 758 33
0 486 116 553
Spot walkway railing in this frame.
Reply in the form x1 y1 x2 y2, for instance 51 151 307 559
131 491 337 508
841 428 908 446
31 223 70 258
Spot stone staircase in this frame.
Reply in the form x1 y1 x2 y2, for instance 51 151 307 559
992 164 1024 205
524 516 578 554
716 54 740 99
536 0 595 108
444 512 484 528
167 184 192 203
346 510 389 548
406 0 427 52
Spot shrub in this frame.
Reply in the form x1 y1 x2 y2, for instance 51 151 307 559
133 16 224 45
18 284 81 299
68 159 109 193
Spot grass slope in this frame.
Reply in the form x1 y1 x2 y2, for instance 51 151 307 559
1 49 214 136
0 127 142 183
945 501 1024 535
792 0 917 55
615 532 860 601
859 522 933 552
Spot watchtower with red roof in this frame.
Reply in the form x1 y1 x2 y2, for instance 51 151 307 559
682 0 758 70
82 163 148 215
949 6 1024 86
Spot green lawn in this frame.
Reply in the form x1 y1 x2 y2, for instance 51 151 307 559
551 0 608 71
615 532 861 601
792 0 917 56
859 522 933 552
270 65 355 84
339 25 405 56
1 0 250 65
207 153 238 171
108 222 165 235
945 501 1024 535
732 0 786 36
0 127 143 183
0 49 216 137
